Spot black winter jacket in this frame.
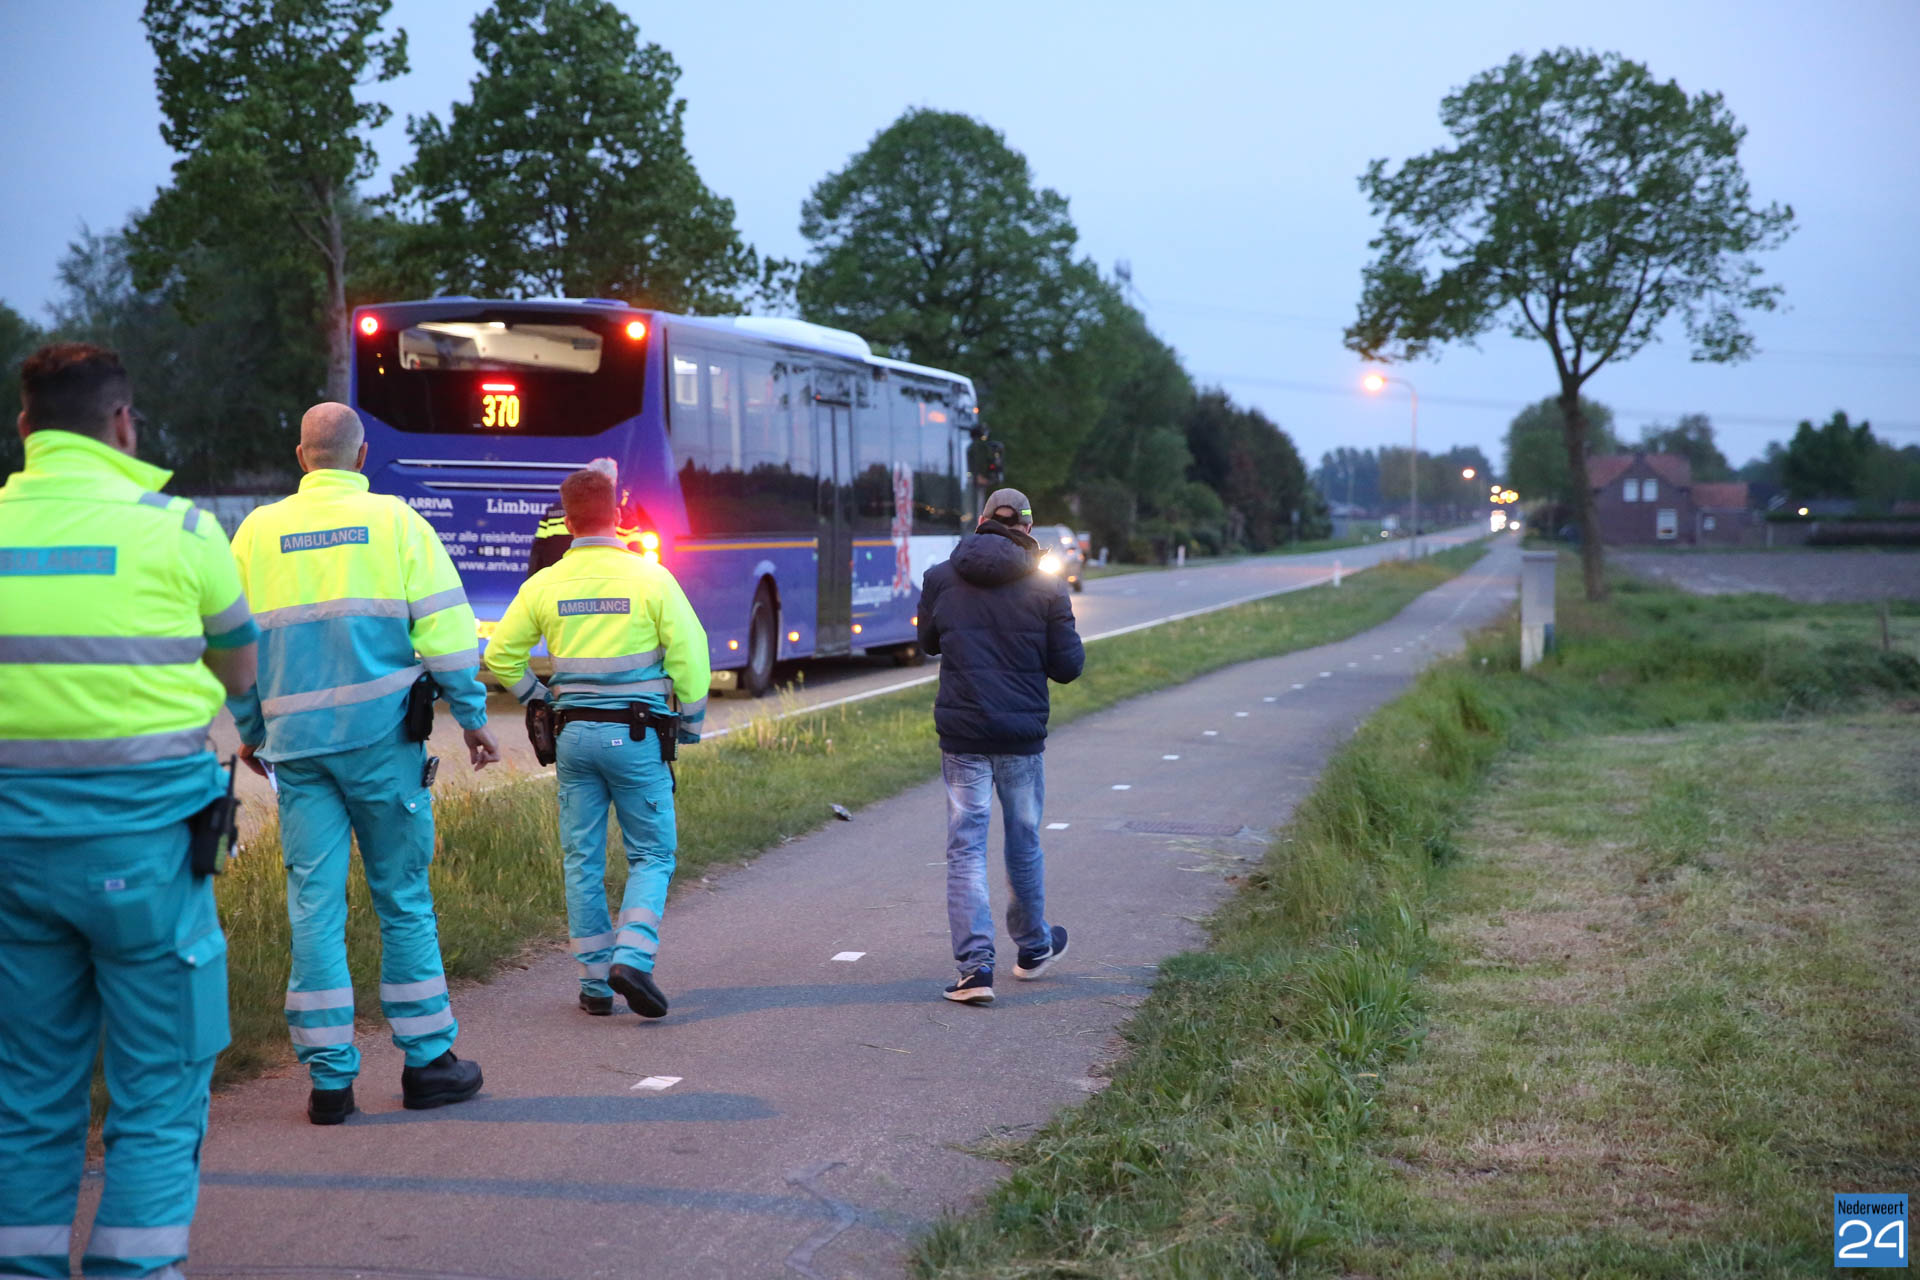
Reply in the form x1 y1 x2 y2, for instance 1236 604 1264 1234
917 521 1085 755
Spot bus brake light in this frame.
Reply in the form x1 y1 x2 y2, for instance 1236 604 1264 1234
625 320 647 341
480 381 517 392
357 315 379 336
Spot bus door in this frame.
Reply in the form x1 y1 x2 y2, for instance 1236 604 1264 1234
814 372 854 656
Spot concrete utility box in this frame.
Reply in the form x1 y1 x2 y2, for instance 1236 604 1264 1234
1520 551 1557 668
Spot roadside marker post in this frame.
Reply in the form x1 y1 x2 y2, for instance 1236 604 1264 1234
1521 551 1557 669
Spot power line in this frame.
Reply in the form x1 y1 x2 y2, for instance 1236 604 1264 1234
1152 297 1920 368
1193 370 1920 435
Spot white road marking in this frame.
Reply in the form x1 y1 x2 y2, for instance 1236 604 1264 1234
1291 682 1305 690
1346 662 1359 668
831 951 865 962
1162 754 1181 761
1046 822 1070 830
1318 672 1332 678
1203 730 1219 736
631 1076 682 1092
1234 711 1249 717
1111 784 1132 791
1263 696 1276 702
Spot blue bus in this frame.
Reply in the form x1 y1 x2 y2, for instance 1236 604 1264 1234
350 297 982 694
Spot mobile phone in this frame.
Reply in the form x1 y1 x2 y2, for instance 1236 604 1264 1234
422 755 441 788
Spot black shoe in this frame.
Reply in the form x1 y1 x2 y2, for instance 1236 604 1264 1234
579 991 614 1016
400 1050 483 1111
307 1084 356 1126
1014 925 1070 981
943 967 995 1005
609 963 668 1018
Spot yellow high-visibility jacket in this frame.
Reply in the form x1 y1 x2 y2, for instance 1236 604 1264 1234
226 468 487 761
485 536 710 739
0 429 256 835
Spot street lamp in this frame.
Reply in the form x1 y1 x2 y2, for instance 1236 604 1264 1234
1362 371 1419 556
1461 467 1476 480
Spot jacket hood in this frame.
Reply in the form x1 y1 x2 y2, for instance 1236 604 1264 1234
951 521 1039 587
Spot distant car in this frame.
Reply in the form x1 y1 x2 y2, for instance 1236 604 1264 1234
1036 523 1086 592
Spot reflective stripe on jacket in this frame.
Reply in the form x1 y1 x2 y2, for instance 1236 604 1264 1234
0 429 256 835
226 468 487 761
484 536 711 739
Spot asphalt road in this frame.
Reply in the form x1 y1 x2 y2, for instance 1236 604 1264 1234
211 527 1488 826
128 536 1520 1280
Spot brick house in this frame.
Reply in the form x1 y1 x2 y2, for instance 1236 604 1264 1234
1586 453 1755 546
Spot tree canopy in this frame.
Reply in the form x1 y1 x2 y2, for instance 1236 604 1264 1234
1637 413 1732 481
798 108 1109 495
1781 411 1875 500
396 0 758 311
1346 48 1793 597
138 0 407 401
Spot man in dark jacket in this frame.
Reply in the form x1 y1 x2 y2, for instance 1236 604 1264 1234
916 487 1085 1004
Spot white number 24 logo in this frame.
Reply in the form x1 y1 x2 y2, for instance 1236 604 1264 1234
1837 1216 1906 1260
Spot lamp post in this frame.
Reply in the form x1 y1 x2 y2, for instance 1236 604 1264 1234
1363 371 1419 557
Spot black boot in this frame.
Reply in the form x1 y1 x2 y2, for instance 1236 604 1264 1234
578 991 614 1016
307 1084 356 1126
401 1050 483 1111
608 964 668 1018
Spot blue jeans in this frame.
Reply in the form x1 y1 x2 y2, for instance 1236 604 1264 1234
556 720 677 997
942 752 1050 976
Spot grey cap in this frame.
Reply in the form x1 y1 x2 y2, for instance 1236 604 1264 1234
980 487 1032 525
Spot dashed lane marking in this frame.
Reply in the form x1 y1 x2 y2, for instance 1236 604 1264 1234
831 952 865 962
631 1076 681 1092
1162 754 1181 760
1203 730 1220 736
1047 822 1070 830
1234 711 1249 717
1292 682 1305 690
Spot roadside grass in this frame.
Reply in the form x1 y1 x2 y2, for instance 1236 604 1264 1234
209 543 1486 1089
912 552 1920 1279
1348 715 1920 1277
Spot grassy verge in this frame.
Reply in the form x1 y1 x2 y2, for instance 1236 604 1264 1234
913 556 1920 1278
211 542 1488 1088
1082 527 1395 579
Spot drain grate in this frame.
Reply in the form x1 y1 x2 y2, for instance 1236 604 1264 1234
1123 819 1243 837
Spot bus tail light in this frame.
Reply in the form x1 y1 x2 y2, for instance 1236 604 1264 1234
727 639 739 650
357 315 380 337
625 319 647 341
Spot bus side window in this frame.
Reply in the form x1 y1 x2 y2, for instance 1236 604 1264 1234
705 352 741 471
853 372 892 531
741 356 780 472
671 352 707 471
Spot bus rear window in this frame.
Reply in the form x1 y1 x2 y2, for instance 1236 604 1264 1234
355 308 645 437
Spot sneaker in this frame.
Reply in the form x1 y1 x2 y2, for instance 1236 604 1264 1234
306 1084 355 1126
609 963 669 1018
943 967 995 1005
1013 925 1069 980
400 1050 483 1111
578 991 614 1016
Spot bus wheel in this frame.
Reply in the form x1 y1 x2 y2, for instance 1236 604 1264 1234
741 585 777 697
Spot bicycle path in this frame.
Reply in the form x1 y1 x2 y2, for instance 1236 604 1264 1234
155 539 1517 1280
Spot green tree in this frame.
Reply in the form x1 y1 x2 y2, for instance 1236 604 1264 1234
1346 48 1793 598
138 0 408 402
1316 447 1381 510
1781 411 1875 500
798 108 1109 495
1184 391 1322 550
1504 395 1619 511
0 301 47 478
1638 413 1731 480
396 0 758 311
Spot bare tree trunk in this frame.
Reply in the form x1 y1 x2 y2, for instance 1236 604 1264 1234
1560 384 1608 601
322 198 351 405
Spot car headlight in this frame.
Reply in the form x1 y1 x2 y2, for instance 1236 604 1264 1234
1039 553 1062 574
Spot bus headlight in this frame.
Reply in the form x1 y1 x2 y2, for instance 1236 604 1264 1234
1039 553 1062 574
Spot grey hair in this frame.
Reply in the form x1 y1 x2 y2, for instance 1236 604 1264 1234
587 457 618 481
300 402 365 470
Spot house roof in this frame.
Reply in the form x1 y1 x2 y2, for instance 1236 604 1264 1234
1588 452 1693 491
1692 482 1750 511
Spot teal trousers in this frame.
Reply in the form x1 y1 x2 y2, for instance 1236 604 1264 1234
556 720 677 998
274 734 456 1089
0 823 227 1280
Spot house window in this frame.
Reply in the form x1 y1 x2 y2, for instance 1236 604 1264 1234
1703 515 1717 531
1623 479 1639 502
1656 508 1678 540
1643 478 1658 501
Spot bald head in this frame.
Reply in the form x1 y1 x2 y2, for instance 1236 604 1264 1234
297 402 366 473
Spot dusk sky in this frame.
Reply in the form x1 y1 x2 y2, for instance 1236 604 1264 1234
4 0 1916 475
